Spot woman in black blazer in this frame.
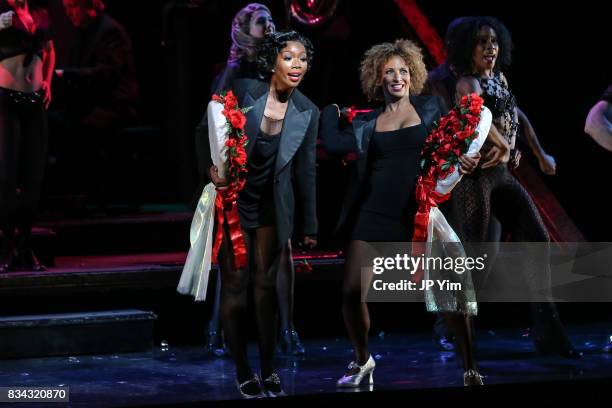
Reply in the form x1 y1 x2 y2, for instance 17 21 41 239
209 30 318 398
320 39 483 386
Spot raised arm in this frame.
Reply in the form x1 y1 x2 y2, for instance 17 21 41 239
517 107 556 175
42 40 56 109
319 104 358 154
585 100 612 152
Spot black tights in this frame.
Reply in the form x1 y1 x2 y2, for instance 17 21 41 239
208 239 295 335
449 165 565 343
450 164 553 298
450 164 548 243
342 240 478 371
218 224 285 382
0 88 47 249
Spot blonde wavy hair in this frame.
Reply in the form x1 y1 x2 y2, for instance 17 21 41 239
360 39 427 101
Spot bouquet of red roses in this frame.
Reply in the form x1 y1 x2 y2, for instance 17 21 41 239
178 91 252 301
420 93 484 182
412 93 487 243
210 91 252 269
211 91 250 191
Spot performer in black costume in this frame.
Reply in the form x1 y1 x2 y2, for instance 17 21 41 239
320 39 485 387
208 30 318 398
0 0 55 272
195 4 306 357
446 16 579 358
425 16 559 351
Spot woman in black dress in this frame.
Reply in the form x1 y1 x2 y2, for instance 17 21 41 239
320 39 484 386
0 0 55 272
208 30 318 398
197 4 306 357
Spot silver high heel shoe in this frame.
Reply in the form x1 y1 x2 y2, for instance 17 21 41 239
236 375 266 398
336 354 375 388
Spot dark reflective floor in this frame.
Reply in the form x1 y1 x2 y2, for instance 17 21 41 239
2 324 612 407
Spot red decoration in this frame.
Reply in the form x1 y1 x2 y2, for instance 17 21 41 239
410 93 483 281
295 260 313 274
210 91 251 270
392 0 446 65
289 0 339 26
342 105 373 124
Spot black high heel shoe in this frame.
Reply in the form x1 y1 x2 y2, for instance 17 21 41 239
463 369 484 386
435 335 455 352
279 329 305 356
16 249 47 272
261 372 286 397
205 330 228 357
0 239 16 273
531 303 581 359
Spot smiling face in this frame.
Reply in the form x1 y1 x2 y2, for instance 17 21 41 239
472 25 499 74
248 9 275 39
272 41 308 90
380 55 411 100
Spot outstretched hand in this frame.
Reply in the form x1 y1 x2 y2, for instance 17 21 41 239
538 152 556 175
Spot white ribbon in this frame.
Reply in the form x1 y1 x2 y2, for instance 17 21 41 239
177 183 217 301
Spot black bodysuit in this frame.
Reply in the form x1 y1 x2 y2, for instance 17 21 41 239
448 71 549 244
0 5 51 65
0 4 51 254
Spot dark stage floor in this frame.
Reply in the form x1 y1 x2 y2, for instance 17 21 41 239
2 324 612 407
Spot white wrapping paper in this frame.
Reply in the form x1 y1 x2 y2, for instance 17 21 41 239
435 107 492 195
177 100 228 301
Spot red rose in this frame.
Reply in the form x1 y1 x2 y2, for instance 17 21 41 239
228 110 247 130
470 100 481 114
225 91 238 110
455 129 468 141
226 138 237 147
234 148 247 166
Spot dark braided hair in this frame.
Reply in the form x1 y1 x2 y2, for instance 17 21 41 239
256 30 314 80
447 16 513 76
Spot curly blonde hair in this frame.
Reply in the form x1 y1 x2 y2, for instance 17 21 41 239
360 39 427 101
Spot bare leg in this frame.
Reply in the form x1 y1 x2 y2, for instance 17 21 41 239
342 240 372 365
443 313 478 371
